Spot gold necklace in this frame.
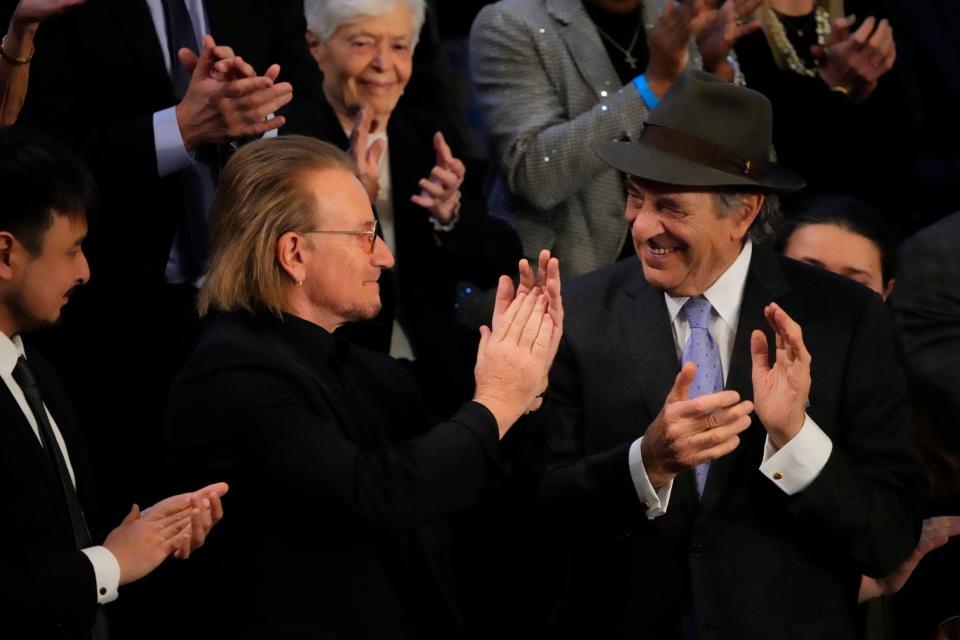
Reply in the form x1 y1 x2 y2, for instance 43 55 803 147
759 3 830 77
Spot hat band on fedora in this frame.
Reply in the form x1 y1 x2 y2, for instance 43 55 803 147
640 124 769 180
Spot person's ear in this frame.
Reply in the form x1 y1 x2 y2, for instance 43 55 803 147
730 193 763 242
276 232 308 286
0 232 17 282
305 28 323 67
882 277 895 302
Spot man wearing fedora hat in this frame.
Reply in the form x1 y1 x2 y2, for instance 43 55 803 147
539 69 922 638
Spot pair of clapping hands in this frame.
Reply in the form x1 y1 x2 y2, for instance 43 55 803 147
473 251 563 438
102 482 228 586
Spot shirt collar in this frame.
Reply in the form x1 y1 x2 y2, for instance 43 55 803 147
0 331 25 378
664 239 753 328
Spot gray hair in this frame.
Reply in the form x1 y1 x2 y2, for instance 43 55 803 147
714 191 782 245
304 0 427 47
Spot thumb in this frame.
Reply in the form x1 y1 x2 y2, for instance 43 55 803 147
478 325 492 351
667 361 696 402
750 329 771 379
178 47 199 76
122 504 141 524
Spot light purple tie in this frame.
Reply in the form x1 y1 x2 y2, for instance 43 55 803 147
681 296 723 497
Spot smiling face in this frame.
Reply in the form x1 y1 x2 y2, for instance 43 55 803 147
625 179 758 296
312 2 415 130
295 168 395 331
0 213 89 337
783 222 890 299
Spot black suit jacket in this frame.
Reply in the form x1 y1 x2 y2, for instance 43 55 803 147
18 0 323 288
163 310 504 639
541 246 922 639
285 94 523 414
0 346 104 639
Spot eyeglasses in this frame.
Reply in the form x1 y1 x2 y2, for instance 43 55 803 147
304 220 378 253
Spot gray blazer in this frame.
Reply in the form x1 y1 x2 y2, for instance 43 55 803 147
470 0 701 277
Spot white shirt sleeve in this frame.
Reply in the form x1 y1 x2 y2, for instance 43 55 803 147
81 546 121 604
153 107 193 177
759 414 833 494
628 437 674 519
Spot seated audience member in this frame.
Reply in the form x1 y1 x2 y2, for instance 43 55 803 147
735 1 903 218
293 0 523 413
163 136 562 638
470 0 762 277
890 212 960 638
776 194 896 299
540 69 922 638
0 0 83 126
0 131 226 639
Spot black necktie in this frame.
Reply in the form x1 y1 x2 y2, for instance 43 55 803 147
13 357 110 640
13 357 92 548
161 0 199 100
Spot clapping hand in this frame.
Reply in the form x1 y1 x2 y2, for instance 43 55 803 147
696 0 762 79
348 104 387 203
813 15 896 103
411 132 466 225
750 303 811 449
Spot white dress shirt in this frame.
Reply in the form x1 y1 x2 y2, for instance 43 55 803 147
0 332 120 604
627 240 834 518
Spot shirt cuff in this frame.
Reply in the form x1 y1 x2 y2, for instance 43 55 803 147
153 107 193 177
629 436 673 519
759 414 833 495
81 546 120 604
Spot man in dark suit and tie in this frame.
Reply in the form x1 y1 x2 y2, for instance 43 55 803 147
0 131 227 639
540 69 923 639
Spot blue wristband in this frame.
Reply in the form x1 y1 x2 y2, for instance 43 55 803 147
632 74 661 110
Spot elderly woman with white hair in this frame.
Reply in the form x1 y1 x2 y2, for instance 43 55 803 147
287 0 523 415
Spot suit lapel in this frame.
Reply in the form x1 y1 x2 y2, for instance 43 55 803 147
545 0 622 97
0 384 48 468
103 0 171 94
698 247 790 519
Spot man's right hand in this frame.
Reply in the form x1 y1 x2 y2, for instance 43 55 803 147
646 0 708 99
174 35 293 150
640 362 753 488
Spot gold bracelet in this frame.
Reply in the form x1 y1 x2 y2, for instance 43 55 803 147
0 35 34 66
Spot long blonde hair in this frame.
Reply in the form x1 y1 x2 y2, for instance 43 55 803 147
199 136 355 317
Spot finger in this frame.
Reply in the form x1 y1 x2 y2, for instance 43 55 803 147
532 312 557 361
410 193 437 209
519 294 549 350
210 44 237 63
691 432 742 465
737 18 762 38
492 291 530 341
264 63 282 83
368 138 387 167
850 16 876 47
158 513 193 539
667 361 697 403
189 36 217 79
417 177 448 199
234 91 295 125
221 75 276 99
241 114 286 137
178 47 200 76
491 277 521 338
429 165 461 191
535 249 550 288
433 131 455 167
518 258 535 292
122 504 141 524
207 492 224 523
750 329 771 377
478 324 491 351
505 287 542 345
769 303 809 362
544 256 562 323
687 413 752 449
195 482 229 498
350 105 373 154
673 391 746 418
830 15 856 45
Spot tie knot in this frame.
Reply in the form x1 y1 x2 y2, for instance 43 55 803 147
682 295 713 329
12 356 37 390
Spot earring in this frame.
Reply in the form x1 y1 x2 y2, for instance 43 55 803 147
297 279 303 287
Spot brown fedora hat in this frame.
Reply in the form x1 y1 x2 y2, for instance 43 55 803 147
594 69 805 192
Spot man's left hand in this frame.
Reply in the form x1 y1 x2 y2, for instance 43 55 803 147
750 303 811 448
696 0 762 79
411 132 465 225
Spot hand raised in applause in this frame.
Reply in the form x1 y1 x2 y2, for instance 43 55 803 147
411 132 466 225
175 35 292 150
103 482 228 585
640 362 753 489
348 104 387 203
473 273 562 436
813 16 896 103
646 0 710 98
695 0 762 79
750 303 811 449
518 249 563 413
